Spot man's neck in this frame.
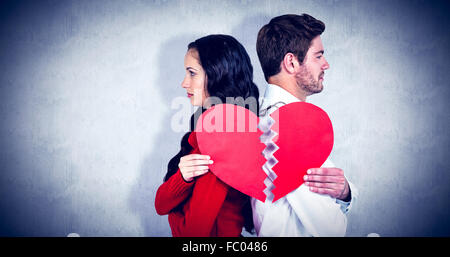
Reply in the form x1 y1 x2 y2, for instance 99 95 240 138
268 76 307 102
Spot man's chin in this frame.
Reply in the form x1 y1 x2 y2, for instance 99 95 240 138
317 84 324 93
299 81 323 96
315 82 324 93
308 84 323 95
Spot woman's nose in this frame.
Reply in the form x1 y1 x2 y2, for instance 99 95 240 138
181 77 189 88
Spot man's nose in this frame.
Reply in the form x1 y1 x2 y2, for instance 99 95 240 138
322 58 330 70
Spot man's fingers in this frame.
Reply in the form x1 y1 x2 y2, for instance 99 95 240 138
307 168 343 176
305 181 343 190
309 187 338 197
304 174 345 183
305 167 348 199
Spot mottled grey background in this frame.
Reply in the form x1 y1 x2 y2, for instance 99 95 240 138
0 0 449 236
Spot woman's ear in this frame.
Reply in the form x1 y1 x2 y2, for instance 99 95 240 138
282 53 300 74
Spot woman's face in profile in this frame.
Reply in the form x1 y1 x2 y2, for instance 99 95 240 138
181 48 208 106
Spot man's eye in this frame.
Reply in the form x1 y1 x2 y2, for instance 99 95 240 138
316 55 322 59
189 71 196 76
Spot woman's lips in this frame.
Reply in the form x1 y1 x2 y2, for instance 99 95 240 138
187 93 193 98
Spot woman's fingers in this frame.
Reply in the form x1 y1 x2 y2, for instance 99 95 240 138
182 165 210 173
181 166 210 182
179 154 213 167
180 159 214 168
179 154 213 182
191 169 209 177
180 154 210 161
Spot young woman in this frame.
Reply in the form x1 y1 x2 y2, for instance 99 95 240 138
154 34 259 237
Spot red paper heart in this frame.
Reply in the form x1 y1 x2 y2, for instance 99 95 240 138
269 102 334 202
195 102 333 203
194 104 267 202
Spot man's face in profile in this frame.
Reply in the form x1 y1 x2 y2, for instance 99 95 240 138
295 36 330 96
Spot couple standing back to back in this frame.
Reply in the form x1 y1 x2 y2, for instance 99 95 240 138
155 13 357 237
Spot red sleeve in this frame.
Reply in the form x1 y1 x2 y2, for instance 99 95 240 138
169 171 229 237
155 132 199 215
154 169 195 215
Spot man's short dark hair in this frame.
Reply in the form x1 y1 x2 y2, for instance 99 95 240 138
256 14 325 81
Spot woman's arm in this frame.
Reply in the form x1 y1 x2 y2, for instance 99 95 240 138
155 132 211 215
155 152 213 215
169 172 229 237
155 169 195 215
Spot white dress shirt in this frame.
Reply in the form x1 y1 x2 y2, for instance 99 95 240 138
251 84 358 237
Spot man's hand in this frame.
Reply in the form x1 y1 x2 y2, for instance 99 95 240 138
303 167 350 201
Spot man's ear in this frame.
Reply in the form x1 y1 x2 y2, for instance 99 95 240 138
282 53 300 74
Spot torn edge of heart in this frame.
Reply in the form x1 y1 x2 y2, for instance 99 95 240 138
259 114 279 203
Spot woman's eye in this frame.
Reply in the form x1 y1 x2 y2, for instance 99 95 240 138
189 71 195 76
316 55 322 59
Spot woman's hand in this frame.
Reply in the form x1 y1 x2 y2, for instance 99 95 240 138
179 154 213 182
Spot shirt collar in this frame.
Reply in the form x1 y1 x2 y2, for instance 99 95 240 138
261 84 302 110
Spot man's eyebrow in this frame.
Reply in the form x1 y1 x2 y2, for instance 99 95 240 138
186 67 198 71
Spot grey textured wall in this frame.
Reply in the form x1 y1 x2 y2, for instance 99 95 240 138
0 0 449 236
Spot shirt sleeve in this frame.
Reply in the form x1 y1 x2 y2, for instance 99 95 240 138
335 180 358 214
169 172 229 237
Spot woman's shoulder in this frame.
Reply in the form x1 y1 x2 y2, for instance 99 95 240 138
188 131 198 149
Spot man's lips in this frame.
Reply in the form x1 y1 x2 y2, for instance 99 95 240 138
319 73 324 81
187 93 193 97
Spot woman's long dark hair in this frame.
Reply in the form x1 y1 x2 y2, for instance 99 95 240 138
164 34 259 234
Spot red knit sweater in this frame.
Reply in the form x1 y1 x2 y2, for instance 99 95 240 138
155 132 247 237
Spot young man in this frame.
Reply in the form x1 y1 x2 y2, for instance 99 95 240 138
252 14 357 236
